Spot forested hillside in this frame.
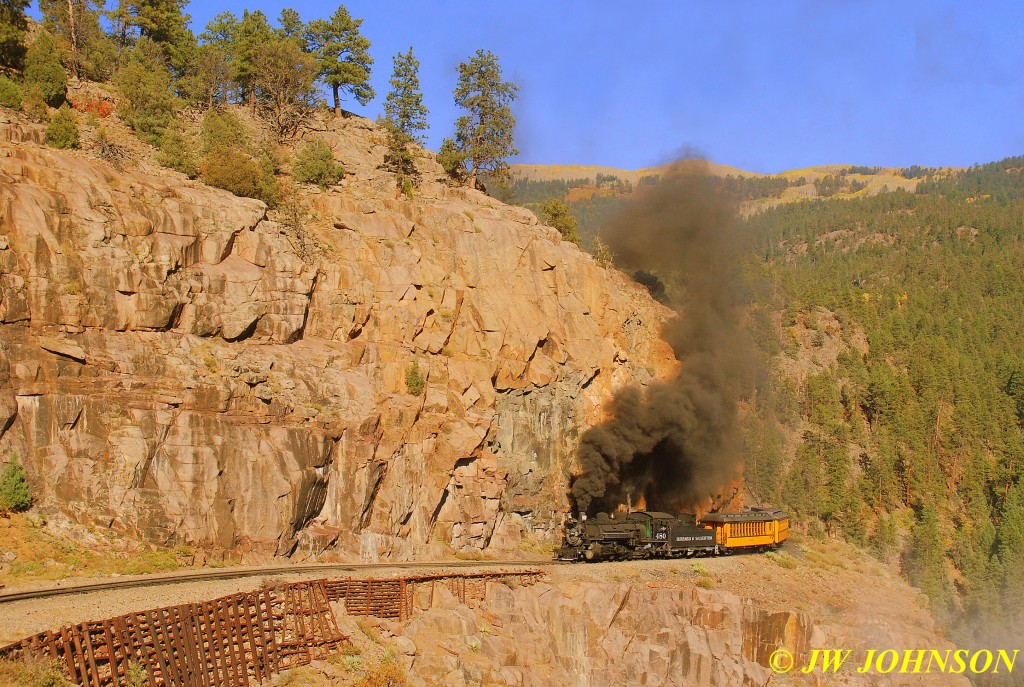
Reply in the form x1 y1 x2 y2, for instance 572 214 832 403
497 156 1024 654
745 157 1024 650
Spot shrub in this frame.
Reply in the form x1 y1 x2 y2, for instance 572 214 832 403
21 85 49 121
353 657 407 687
405 360 425 396
23 32 67 106
202 146 280 208
157 126 198 178
293 138 344 189
540 198 580 245
437 137 467 184
126 661 147 687
0 76 22 109
0 654 70 687
45 105 80 149
200 108 248 154
0 454 32 513
690 560 712 576
70 96 113 118
765 550 797 569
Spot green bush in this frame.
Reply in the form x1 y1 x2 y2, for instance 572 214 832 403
115 39 178 145
0 76 22 109
0 454 32 513
437 137 467 184
540 197 580 245
202 146 280 208
23 32 67 106
200 108 249 154
405 360 425 396
157 126 198 178
45 105 80 149
21 85 49 121
293 138 344 189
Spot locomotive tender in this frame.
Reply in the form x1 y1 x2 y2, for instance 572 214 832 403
557 507 789 562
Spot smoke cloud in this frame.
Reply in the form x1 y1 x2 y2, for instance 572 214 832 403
571 161 756 513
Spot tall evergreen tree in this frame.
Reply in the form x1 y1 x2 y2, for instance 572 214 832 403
0 0 30 69
39 0 114 79
233 10 272 109
196 12 238 104
277 8 305 43
451 49 519 188
305 5 373 116
129 0 194 73
382 47 428 181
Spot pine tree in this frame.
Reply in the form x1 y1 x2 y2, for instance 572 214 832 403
181 43 230 108
23 32 67 107
0 0 30 69
195 12 238 105
38 0 114 80
305 5 373 116
115 38 178 144
382 47 428 182
128 0 194 73
998 481 1024 618
277 8 305 43
452 49 519 188
233 10 272 110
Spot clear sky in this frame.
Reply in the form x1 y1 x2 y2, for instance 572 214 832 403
121 1 1024 172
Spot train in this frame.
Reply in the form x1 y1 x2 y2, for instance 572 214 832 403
556 507 789 562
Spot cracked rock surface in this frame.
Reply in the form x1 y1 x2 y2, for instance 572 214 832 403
0 114 674 561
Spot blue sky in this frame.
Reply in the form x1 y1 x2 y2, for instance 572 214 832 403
91 1 1024 172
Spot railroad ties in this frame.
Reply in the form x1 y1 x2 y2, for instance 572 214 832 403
322 571 544 621
0 571 543 687
0 579 344 687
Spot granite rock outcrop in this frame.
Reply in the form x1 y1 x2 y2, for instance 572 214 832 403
0 110 675 560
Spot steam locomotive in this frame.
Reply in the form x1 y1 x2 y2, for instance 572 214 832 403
556 507 789 562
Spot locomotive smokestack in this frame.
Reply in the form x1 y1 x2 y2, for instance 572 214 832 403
570 160 757 513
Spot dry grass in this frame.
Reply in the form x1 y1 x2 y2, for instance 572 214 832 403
0 654 70 687
0 513 192 586
353 657 407 687
764 551 798 570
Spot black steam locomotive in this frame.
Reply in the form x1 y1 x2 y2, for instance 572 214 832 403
556 508 789 562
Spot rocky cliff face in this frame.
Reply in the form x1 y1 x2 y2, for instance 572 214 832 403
341 550 969 687
0 110 674 560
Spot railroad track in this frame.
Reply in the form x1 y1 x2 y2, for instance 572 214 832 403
0 559 555 604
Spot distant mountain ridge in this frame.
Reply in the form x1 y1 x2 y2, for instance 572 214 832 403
510 160 761 184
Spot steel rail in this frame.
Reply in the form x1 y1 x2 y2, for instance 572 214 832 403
0 559 555 604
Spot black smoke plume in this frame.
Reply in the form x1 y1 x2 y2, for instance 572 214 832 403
571 162 755 513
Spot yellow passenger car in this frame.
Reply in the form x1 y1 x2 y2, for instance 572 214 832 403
700 508 789 552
